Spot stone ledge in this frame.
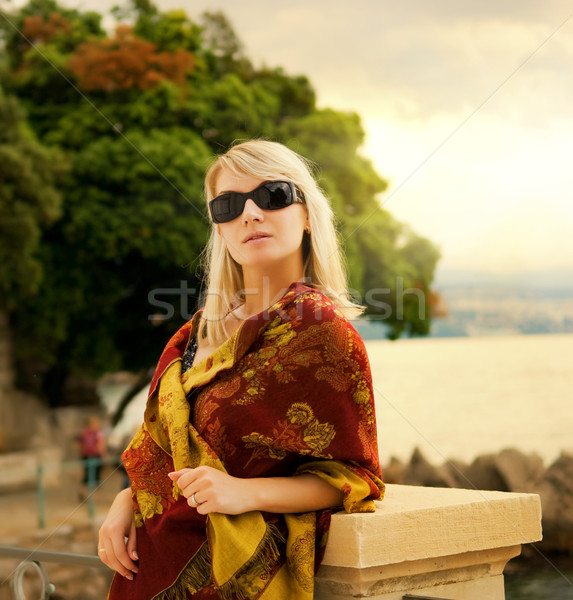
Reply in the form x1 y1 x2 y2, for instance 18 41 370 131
322 484 542 567
315 484 542 600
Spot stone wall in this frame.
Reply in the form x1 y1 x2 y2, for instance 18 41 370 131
0 311 57 452
0 484 541 600
0 311 14 451
317 484 542 599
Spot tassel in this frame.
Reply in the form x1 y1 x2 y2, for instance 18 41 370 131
154 542 212 600
215 523 285 600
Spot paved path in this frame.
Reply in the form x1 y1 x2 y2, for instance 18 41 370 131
0 467 124 541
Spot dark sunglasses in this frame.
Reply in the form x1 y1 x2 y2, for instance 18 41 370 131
209 181 305 224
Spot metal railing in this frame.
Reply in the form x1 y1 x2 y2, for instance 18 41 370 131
0 546 107 600
0 455 122 598
0 547 457 600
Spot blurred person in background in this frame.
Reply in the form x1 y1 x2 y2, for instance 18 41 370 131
77 415 106 500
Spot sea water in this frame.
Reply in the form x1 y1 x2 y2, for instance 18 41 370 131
366 333 573 599
367 333 573 467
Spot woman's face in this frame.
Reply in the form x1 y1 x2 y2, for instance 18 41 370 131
214 169 309 277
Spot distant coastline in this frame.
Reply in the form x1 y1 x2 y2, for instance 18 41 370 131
354 267 573 339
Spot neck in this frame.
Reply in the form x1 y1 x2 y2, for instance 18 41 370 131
239 262 305 317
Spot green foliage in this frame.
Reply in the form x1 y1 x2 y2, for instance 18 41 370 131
0 88 67 309
65 128 210 264
134 8 202 52
13 127 211 377
252 69 316 120
186 72 281 144
1 0 441 406
1 0 104 69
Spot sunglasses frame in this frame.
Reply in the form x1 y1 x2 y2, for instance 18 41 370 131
209 181 305 224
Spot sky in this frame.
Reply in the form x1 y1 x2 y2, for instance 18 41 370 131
8 0 573 276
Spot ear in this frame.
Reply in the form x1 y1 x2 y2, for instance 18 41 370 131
217 225 228 250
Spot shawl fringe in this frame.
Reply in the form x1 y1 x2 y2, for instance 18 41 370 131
153 541 212 600
152 524 285 600
215 523 285 600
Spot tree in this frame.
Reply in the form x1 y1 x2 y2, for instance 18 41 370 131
198 11 253 79
0 87 66 309
1 0 441 407
11 128 212 405
68 25 194 91
134 7 202 53
1 0 104 70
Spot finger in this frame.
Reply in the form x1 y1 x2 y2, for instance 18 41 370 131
168 468 194 482
169 470 199 494
196 500 212 515
187 490 204 507
169 469 197 488
126 520 139 562
97 544 111 567
167 470 184 481
98 540 132 579
109 535 139 578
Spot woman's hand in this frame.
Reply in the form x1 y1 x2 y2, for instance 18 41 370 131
169 467 344 515
98 487 139 580
169 466 254 515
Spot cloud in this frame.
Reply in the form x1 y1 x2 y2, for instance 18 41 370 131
155 0 570 132
50 0 573 122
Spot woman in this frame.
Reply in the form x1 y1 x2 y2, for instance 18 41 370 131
98 140 384 599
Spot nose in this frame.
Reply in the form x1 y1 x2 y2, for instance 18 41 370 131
241 198 264 224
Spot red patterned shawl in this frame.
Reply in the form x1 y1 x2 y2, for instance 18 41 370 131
109 282 383 600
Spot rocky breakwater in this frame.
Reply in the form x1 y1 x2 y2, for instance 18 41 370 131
383 447 573 556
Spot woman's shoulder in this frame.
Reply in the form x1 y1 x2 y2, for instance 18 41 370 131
275 283 371 367
280 282 358 332
279 281 334 312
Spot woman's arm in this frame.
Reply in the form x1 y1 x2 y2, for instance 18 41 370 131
98 487 139 578
169 466 343 515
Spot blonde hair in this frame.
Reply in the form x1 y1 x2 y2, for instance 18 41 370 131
198 140 362 345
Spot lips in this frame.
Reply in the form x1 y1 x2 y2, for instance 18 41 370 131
242 232 271 243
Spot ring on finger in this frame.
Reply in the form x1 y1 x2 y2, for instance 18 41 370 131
191 493 202 507
98 548 106 554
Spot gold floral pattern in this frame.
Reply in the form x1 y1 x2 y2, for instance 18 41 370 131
113 282 383 600
242 402 335 467
286 403 314 425
287 513 316 593
136 489 164 521
122 426 177 525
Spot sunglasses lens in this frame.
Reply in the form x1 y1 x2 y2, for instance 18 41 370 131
209 182 297 223
261 182 292 209
210 194 237 223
